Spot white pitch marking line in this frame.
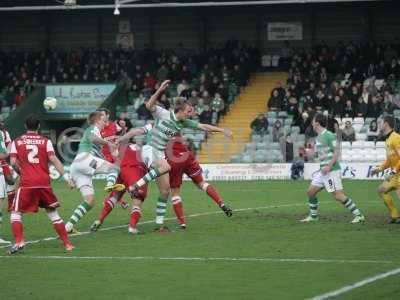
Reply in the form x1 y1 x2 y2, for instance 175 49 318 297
308 267 400 300
0 255 395 265
0 203 305 249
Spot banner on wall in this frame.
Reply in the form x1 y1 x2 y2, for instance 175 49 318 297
45 84 116 115
50 163 387 181
267 22 303 41
304 162 388 180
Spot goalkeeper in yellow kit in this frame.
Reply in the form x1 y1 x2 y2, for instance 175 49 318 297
371 116 400 223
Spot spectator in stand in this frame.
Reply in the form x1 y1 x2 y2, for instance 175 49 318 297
250 114 269 136
343 100 355 118
189 90 200 106
199 105 212 124
367 120 379 142
342 121 356 142
286 96 299 119
177 79 189 96
331 95 344 117
272 120 284 143
298 111 311 134
268 89 282 111
355 97 368 118
210 93 224 125
143 72 156 91
195 98 205 117
349 86 360 104
14 88 26 106
156 64 169 82
367 96 383 119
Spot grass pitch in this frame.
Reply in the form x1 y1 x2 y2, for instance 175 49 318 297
1 180 400 300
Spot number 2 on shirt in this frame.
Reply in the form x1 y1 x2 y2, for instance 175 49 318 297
27 145 39 164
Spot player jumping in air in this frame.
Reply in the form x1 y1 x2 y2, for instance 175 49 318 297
167 135 233 229
90 125 152 234
300 113 365 224
65 111 125 233
371 116 400 223
8 115 74 254
114 80 232 230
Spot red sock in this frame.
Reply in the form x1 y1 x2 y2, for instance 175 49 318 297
129 206 141 228
205 184 224 206
53 221 72 247
11 221 24 245
98 194 118 222
7 191 15 211
172 196 186 225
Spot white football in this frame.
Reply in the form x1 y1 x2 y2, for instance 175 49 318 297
43 97 57 110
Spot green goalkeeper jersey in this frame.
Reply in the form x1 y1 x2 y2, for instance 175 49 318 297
77 125 103 158
315 129 340 171
148 105 199 151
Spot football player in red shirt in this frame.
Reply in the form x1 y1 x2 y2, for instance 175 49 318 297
97 108 129 209
166 136 232 229
90 125 151 234
7 115 74 254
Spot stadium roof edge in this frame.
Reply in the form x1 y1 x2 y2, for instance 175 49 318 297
0 0 389 12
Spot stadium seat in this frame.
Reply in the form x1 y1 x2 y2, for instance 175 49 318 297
356 133 367 141
364 141 375 149
267 111 277 118
241 155 253 163
365 117 375 125
256 142 268 151
284 118 292 126
353 123 363 133
341 141 351 149
291 126 300 135
352 141 364 148
278 111 288 118
375 141 385 148
251 134 262 143
262 135 272 143
353 117 364 124
230 155 242 163
246 142 257 151
360 125 368 133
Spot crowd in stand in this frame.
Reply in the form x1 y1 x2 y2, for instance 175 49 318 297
252 41 400 144
0 41 257 124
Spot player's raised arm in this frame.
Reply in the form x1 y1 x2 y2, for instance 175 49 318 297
145 80 170 112
117 124 152 144
197 123 233 138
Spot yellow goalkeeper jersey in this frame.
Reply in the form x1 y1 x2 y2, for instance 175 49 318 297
380 131 400 172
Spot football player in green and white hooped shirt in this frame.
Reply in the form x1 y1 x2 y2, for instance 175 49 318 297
65 111 126 233
301 113 365 224
117 80 233 229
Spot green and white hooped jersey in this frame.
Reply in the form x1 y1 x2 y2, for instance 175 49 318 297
148 106 198 151
315 129 341 171
77 125 103 158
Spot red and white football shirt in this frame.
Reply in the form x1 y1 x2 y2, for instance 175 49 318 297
10 131 55 188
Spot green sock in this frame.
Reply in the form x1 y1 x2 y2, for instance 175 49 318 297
343 198 362 216
155 197 168 225
135 168 161 189
69 201 93 225
308 196 318 218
